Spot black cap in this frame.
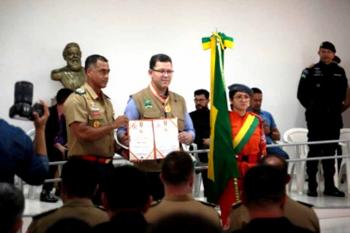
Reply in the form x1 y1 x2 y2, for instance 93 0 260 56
320 41 336 53
228 83 252 99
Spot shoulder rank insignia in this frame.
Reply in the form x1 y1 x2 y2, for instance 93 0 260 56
75 87 86 95
199 200 217 208
301 69 309 79
150 199 161 207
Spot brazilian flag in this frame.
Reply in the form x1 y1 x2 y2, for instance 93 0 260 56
202 32 239 225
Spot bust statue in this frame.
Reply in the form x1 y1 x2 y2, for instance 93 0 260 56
51 42 86 90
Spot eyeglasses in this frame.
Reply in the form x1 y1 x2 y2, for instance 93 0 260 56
152 69 174 75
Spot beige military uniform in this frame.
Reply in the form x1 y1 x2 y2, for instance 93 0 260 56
229 197 320 233
132 86 187 172
64 83 115 157
27 199 109 233
145 194 221 227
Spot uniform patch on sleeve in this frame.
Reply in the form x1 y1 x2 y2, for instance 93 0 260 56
301 69 309 79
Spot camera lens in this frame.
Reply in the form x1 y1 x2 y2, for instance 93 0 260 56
14 81 33 105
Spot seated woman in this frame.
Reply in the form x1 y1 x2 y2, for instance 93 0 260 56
228 84 266 189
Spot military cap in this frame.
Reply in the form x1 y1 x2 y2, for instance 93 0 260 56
228 83 253 98
320 41 336 53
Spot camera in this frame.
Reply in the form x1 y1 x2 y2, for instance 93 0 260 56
9 81 44 121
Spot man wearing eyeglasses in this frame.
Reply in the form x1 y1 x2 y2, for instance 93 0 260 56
119 53 195 201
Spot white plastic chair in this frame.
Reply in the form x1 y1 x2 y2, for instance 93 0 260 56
338 128 350 194
182 143 202 197
283 128 308 194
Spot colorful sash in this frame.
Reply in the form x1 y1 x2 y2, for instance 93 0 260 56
233 114 259 154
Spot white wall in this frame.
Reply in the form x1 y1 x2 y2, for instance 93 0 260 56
1 0 349 133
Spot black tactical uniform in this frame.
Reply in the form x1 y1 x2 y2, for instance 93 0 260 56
297 61 348 196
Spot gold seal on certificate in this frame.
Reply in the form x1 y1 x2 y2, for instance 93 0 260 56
128 118 179 161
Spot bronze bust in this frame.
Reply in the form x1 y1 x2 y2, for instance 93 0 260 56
51 42 86 90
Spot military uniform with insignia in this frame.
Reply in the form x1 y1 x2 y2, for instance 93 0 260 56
144 194 221 227
297 47 348 196
229 197 320 232
27 199 109 233
64 83 116 158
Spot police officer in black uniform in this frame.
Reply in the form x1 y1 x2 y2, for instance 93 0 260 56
297 41 348 197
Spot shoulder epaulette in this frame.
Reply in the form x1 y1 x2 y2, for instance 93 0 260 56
199 200 217 208
95 204 107 211
103 93 110 99
296 200 313 208
75 87 86 95
32 208 58 220
231 200 243 209
150 200 161 207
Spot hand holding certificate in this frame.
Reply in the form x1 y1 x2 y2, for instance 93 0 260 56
128 118 180 161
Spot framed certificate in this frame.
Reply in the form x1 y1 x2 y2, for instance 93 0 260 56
128 118 179 161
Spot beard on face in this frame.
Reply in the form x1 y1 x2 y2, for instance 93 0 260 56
67 58 82 71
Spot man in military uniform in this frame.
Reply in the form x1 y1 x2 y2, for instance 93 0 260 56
229 155 320 233
27 160 109 233
144 151 221 227
118 54 195 200
297 41 348 197
51 42 86 90
93 165 151 233
231 166 313 233
63 55 128 199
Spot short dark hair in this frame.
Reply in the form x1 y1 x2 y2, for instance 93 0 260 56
101 165 150 212
194 89 209 99
84 54 108 72
55 88 73 105
0 183 25 233
149 54 172 69
61 160 98 198
259 154 288 180
251 87 262 94
161 151 194 185
243 166 285 208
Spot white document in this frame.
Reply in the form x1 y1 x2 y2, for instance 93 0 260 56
128 118 179 161
153 118 180 159
128 119 155 161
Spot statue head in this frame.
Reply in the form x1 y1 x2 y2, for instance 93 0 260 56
63 42 82 71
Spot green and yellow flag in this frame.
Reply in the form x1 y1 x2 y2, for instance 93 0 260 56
202 32 239 225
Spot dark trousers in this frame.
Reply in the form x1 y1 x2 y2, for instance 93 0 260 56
306 123 340 191
42 149 64 193
197 152 210 198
